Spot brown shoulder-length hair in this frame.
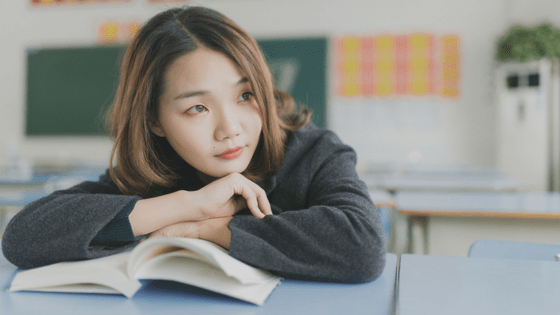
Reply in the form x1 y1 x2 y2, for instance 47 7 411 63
107 6 310 195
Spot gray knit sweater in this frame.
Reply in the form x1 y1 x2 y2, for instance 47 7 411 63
2 124 386 283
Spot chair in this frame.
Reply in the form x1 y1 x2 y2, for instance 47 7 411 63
369 189 395 248
377 206 392 243
468 239 560 262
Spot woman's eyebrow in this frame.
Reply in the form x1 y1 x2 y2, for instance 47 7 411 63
174 90 207 100
174 77 249 100
236 77 249 86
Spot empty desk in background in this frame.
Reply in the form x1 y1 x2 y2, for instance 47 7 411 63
362 163 507 177
360 171 529 193
396 191 560 256
0 189 51 207
0 166 105 192
0 249 398 315
0 189 51 234
0 167 105 235
365 163 504 175
369 189 395 209
359 168 529 256
398 254 560 315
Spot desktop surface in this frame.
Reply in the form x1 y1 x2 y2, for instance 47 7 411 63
396 191 560 219
398 254 560 315
0 189 51 207
360 172 528 192
0 248 397 315
0 166 105 185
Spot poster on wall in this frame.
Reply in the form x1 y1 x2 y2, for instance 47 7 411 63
148 0 190 3
335 34 460 98
31 0 130 5
440 35 460 98
98 21 141 44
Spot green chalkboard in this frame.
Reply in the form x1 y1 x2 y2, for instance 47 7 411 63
258 38 327 128
25 37 327 135
26 46 126 135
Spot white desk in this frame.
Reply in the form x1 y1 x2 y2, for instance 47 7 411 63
369 189 395 208
0 189 51 236
364 163 504 176
396 191 560 256
1 248 398 315
398 254 560 315
0 166 105 192
360 172 529 193
0 167 105 235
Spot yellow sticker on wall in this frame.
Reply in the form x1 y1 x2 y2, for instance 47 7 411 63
98 21 141 44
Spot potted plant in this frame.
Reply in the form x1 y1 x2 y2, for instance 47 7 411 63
497 24 560 62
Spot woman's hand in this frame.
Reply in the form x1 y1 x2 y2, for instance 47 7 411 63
129 172 271 237
195 173 272 220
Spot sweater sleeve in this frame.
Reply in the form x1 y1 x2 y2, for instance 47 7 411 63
1 172 142 269
227 130 387 283
89 199 140 246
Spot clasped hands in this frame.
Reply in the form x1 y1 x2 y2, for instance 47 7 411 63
130 173 271 249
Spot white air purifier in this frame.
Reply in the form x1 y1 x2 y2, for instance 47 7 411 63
495 58 560 191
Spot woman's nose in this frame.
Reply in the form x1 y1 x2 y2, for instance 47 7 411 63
215 107 241 140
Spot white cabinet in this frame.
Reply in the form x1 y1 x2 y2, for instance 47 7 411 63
496 59 560 191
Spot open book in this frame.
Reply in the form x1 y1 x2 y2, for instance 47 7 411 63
9 237 282 305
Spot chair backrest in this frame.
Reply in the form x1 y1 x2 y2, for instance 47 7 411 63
469 239 560 262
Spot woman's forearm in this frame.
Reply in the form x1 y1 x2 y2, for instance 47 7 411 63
199 217 233 249
129 190 200 237
147 216 233 249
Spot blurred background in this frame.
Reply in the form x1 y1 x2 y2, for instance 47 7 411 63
2 0 560 256
0 0 560 179
1 0 557 174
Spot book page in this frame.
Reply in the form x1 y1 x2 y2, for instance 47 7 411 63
134 251 281 305
28 283 121 295
128 237 282 305
9 251 141 298
128 237 274 284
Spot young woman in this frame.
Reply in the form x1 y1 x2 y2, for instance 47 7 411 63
2 6 386 283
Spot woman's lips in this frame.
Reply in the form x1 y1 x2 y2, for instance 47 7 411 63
218 146 243 160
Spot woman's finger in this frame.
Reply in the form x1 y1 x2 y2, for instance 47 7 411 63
228 176 264 219
241 177 272 217
253 185 272 216
237 184 264 219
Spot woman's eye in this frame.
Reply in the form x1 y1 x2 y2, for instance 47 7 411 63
185 105 207 114
239 92 253 102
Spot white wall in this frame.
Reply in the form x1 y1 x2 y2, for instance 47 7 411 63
0 0 556 170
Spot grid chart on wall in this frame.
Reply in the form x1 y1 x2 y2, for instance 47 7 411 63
335 34 460 98
31 0 131 4
30 0 191 4
98 21 141 44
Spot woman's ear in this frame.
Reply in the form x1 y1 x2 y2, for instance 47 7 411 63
149 120 166 137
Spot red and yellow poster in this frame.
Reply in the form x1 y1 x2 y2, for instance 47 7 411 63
32 0 130 5
148 0 189 2
336 34 459 98
441 35 460 98
98 21 141 44
338 37 361 97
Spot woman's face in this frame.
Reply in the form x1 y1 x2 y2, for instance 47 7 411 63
152 47 263 183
